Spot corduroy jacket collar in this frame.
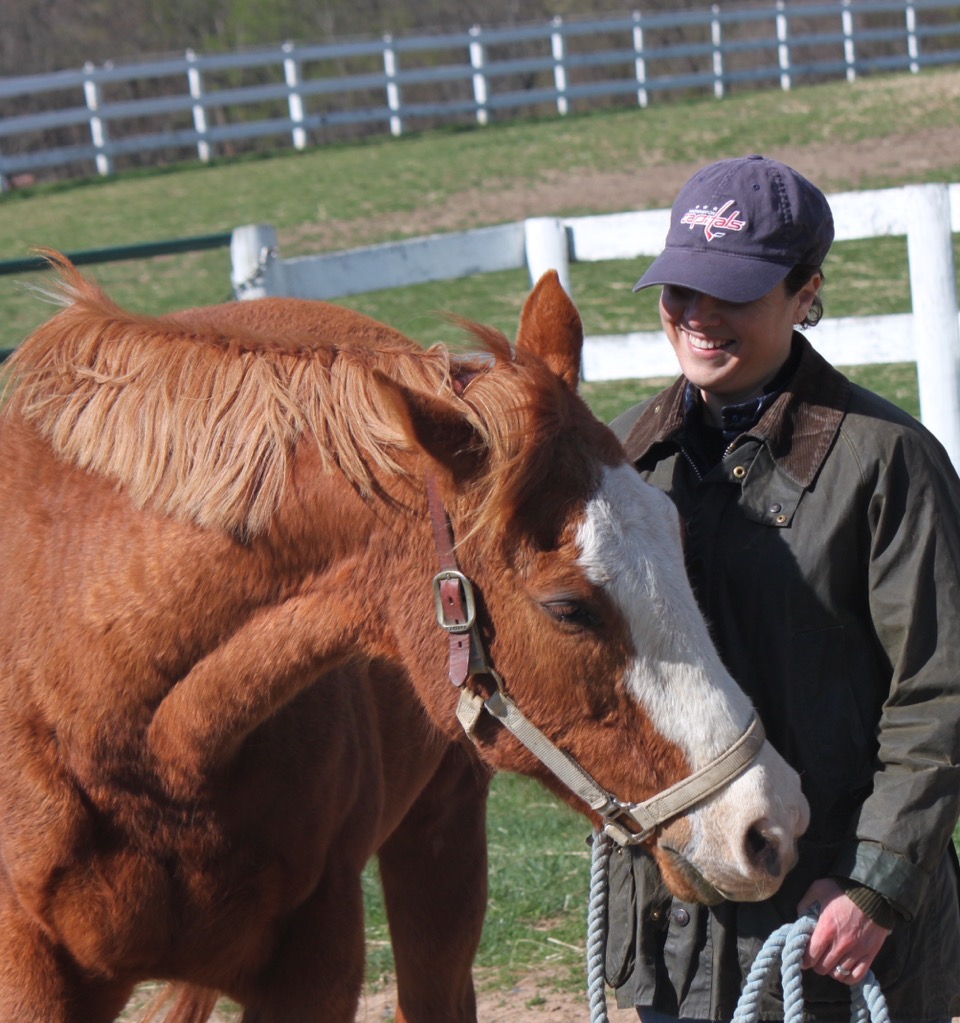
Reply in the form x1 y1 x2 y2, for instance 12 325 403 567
619 332 850 489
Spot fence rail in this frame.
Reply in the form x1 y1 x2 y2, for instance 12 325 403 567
3 0 960 186
230 182 960 469
0 234 233 276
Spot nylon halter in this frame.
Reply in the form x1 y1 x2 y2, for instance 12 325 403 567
426 473 765 847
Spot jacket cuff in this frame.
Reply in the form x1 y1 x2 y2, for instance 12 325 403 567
830 840 928 920
831 877 897 928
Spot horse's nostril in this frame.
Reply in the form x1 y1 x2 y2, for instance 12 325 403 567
746 824 769 858
746 823 782 878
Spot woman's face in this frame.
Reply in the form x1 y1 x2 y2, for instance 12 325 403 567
659 275 821 422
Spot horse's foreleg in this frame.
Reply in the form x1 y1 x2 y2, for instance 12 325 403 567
237 861 366 1023
146 570 368 798
377 744 492 1023
0 874 132 1023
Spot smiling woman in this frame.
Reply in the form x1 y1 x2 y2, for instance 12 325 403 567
606 155 960 1023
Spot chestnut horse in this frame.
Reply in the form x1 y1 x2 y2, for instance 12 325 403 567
0 258 807 1023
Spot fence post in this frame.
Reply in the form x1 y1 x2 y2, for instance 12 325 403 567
551 16 569 116
283 42 307 151
905 183 960 470
776 1 792 91
231 224 280 300
632 12 648 109
905 1 920 74
185 49 211 164
469 26 490 127
524 217 571 298
383 34 402 137
83 62 113 177
711 5 725 99
842 0 857 82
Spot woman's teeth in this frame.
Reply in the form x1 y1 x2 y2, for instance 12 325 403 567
688 334 732 350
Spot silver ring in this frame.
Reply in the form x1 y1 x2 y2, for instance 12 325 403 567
834 965 852 977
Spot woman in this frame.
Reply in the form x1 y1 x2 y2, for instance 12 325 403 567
606 155 960 1021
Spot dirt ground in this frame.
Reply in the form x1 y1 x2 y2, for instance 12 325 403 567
164 973 635 1022
355 975 639 1023
189 974 638 1022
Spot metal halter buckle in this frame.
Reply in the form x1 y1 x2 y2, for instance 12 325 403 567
432 569 477 634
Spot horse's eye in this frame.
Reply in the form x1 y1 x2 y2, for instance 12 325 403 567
542 600 602 630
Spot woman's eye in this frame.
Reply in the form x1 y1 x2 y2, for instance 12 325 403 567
542 601 602 629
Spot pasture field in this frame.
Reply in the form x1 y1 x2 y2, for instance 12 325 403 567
4 65 960 1010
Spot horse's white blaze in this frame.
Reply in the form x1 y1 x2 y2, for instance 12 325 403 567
577 463 808 892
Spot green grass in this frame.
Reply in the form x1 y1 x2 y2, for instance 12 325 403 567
4 65 960 1001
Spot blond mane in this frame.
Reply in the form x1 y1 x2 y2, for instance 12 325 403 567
2 261 475 537
3 259 584 543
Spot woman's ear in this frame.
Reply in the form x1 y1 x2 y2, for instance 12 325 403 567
794 272 823 324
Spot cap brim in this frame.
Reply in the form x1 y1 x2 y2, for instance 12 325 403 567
633 247 792 303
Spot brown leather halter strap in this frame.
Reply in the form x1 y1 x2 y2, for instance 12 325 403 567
425 473 765 846
426 472 478 687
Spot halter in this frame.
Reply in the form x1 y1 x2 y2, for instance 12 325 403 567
426 473 765 847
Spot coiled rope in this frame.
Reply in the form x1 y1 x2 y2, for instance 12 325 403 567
586 832 891 1023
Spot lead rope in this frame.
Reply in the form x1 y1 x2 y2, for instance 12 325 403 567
587 831 615 1023
731 914 890 1023
586 838 890 1023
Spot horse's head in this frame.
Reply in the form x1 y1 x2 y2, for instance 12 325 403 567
376 271 808 905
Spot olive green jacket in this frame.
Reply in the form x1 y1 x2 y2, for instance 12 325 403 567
606 334 960 1020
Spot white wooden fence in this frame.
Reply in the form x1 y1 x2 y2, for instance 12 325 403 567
3 0 960 186
231 181 960 469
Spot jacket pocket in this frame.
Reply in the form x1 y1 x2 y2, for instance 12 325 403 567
604 844 638 988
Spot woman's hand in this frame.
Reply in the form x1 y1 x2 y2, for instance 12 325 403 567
797 878 891 986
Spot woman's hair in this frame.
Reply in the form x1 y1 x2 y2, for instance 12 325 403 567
784 264 825 328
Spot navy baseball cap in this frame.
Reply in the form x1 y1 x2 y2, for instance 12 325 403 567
633 155 835 303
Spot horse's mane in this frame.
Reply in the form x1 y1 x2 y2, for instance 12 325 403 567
2 257 576 541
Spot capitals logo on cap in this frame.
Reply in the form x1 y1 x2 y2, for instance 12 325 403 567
680 199 747 242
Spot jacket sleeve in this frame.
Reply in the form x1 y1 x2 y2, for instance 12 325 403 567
832 424 960 919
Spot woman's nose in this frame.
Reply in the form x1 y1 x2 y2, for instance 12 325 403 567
681 291 720 326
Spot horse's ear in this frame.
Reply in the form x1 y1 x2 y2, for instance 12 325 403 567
515 270 583 390
372 370 484 483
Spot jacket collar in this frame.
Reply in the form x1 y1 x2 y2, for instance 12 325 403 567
620 333 850 489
